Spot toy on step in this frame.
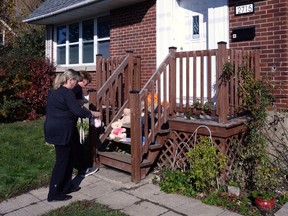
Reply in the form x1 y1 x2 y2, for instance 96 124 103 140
119 108 131 125
109 121 127 140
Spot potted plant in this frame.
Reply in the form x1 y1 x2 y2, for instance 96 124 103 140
252 157 280 210
184 100 213 119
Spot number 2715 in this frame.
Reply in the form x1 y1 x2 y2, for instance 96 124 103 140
235 4 254 15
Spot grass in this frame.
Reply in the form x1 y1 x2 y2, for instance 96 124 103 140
0 119 54 202
42 200 128 216
0 119 129 216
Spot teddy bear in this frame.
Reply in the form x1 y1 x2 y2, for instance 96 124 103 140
109 121 126 140
119 108 131 125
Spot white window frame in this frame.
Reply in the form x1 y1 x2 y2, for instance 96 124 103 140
192 15 200 39
53 15 110 68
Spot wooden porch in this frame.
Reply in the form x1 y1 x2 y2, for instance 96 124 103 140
89 42 260 183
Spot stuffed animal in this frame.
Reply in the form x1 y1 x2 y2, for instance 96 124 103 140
109 121 126 140
147 92 159 112
120 108 131 125
147 92 158 107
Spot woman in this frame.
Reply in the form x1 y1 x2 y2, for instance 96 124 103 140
72 70 99 177
44 69 101 202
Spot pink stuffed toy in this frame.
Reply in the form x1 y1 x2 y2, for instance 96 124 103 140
109 121 126 139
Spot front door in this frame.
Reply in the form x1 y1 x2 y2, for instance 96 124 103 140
175 0 229 51
156 0 229 104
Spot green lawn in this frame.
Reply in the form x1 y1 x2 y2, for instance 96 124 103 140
0 119 54 202
0 119 128 216
42 200 127 216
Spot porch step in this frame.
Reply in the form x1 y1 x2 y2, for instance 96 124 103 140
97 151 152 173
148 143 162 151
106 137 131 145
106 138 163 150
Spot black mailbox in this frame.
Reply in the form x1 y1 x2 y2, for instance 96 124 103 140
231 26 255 42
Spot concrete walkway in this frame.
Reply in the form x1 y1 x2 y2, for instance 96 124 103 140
1 167 287 216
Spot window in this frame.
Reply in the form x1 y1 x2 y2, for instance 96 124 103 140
97 16 110 58
192 15 199 39
55 15 110 66
56 25 67 64
83 19 94 63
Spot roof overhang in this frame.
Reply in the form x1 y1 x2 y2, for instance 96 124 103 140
23 0 146 25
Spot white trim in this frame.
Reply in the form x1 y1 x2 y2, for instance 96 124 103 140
45 26 53 63
0 19 16 36
156 0 176 67
52 15 110 68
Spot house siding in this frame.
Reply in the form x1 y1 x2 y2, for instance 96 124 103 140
110 0 156 87
229 0 288 109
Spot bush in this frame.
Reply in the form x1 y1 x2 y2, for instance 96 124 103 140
186 137 227 194
159 137 227 195
13 28 45 57
0 57 55 122
19 58 55 120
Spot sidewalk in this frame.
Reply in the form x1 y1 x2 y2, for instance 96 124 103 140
1 167 287 216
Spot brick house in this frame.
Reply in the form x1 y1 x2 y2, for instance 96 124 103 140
24 0 288 108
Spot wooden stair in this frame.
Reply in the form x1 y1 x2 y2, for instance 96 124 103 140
97 129 168 179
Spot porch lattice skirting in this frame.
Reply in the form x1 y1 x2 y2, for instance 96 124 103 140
156 122 247 178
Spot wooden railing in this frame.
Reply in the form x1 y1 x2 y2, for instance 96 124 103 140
89 51 141 143
89 42 260 182
170 42 259 123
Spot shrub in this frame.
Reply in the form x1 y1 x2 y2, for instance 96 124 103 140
0 58 30 121
19 58 55 120
186 137 227 194
159 137 227 196
159 169 197 197
0 57 55 122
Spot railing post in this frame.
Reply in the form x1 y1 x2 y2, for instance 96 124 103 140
169 46 177 116
96 54 102 91
253 47 260 79
125 50 133 101
130 90 142 183
88 91 99 167
134 56 141 91
216 42 228 123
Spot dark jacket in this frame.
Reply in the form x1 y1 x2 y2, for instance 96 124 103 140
72 84 83 100
44 86 92 145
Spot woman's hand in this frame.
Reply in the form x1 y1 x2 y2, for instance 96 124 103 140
91 111 101 118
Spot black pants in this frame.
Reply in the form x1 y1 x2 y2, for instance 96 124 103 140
71 129 92 172
48 144 73 199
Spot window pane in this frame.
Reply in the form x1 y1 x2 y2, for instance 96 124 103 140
57 46 66 64
83 42 94 63
69 23 79 43
193 16 199 35
57 26 66 44
98 40 110 58
83 19 94 41
69 44 79 64
97 16 110 38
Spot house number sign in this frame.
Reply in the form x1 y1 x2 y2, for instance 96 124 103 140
235 3 254 16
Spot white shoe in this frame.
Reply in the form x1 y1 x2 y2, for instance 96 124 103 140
81 167 99 177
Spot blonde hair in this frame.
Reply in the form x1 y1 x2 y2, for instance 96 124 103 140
53 69 81 90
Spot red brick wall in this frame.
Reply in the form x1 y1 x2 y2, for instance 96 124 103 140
110 0 156 87
229 0 288 109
